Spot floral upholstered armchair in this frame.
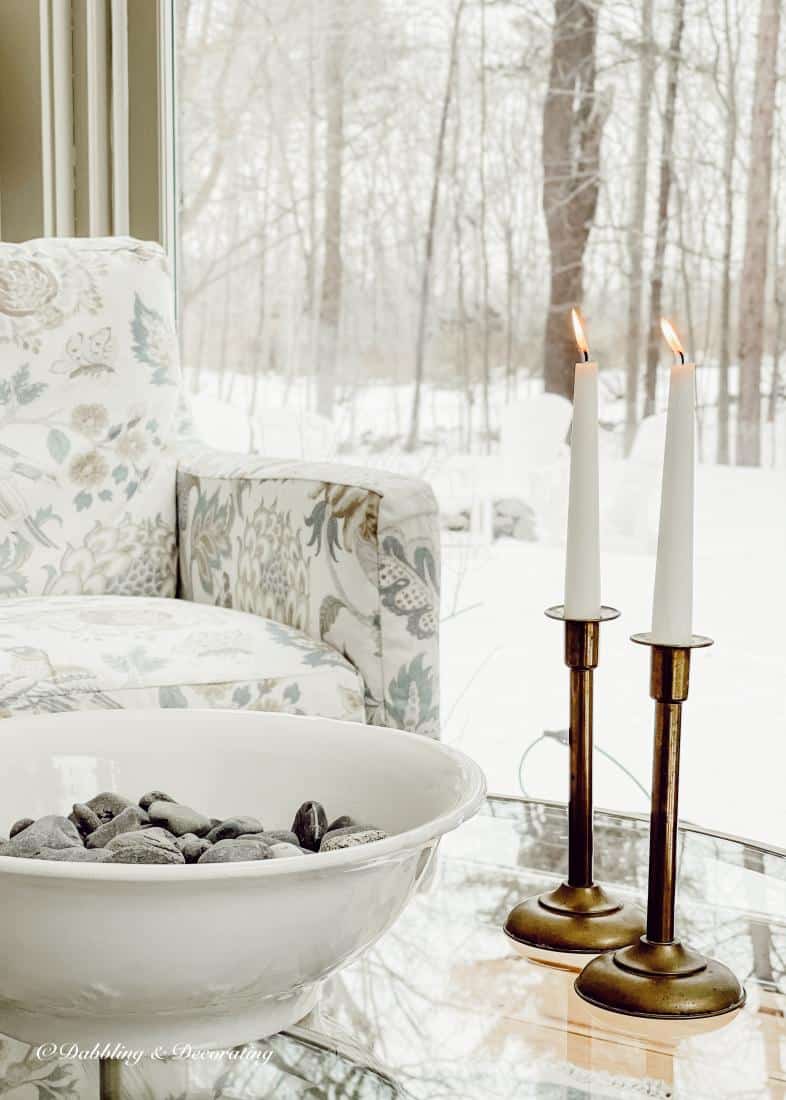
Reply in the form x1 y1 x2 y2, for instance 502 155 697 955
0 237 439 736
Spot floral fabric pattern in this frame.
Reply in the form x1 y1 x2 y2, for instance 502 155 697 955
0 238 180 599
178 449 441 737
0 596 365 722
1 235 440 737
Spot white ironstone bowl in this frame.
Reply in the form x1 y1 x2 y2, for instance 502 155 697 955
0 709 485 1049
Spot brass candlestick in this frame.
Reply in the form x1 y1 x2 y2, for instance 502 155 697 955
504 606 644 959
574 633 746 1018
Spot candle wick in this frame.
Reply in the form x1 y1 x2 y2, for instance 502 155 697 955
582 350 589 363
678 352 685 365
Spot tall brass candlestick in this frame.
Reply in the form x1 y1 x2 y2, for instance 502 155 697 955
504 607 644 961
574 633 746 1018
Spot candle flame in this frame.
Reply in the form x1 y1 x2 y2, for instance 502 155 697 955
571 308 590 361
660 318 685 363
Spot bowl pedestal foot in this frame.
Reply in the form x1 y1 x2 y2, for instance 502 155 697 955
2 983 321 1055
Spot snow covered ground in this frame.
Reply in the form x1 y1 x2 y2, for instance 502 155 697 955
186 367 786 848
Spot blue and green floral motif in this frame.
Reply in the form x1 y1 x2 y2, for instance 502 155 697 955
386 655 439 739
0 1038 86 1096
42 514 176 597
305 482 378 562
131 293 176 386
0 246 103 352
178 454 441 737
234 491 310 631
0 532 33 597
378 534 438 640
181 479 235 596
0 363 47 408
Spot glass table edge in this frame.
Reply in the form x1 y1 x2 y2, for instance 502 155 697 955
484 792 786 861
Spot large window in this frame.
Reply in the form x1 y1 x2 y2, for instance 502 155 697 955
176 0 786 845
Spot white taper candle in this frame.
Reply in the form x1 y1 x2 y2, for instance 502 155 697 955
651 324 695 645
564 351 601 621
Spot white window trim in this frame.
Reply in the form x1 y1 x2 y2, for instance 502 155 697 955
110 0 130 235
157 0 177 285
85 0 110 235
39 0 75 237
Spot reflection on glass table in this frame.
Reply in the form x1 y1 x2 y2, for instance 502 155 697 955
0 796 783 1099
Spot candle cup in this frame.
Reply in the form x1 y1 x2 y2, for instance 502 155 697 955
574 633 746 1019
504 606 645 964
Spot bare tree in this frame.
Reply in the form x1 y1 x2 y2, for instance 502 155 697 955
306 0 319 373
317 0 347 420
451 47 473 451
736 0 782 467
644 0 685 418
768 203 784 447
624 0 654 453
406 0 465 452
712 0 741 465
478 0 492 448
542 0 606 400
180 1 243 241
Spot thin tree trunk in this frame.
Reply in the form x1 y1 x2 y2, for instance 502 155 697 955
644 0 685 418
478 0 491 449
307 0 319 380
180 0 241 236
542 1 606 400
405 0 465 452
768 193 784 436
624 0 654 454
316 0 346 421
504 225 515 400
736 0 782 467
716 0 739 465
249 114 275 435
675 181 703 459
219 203 240 402
451 52 473 452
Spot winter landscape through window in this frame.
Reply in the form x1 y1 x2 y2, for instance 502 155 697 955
176 0 786 846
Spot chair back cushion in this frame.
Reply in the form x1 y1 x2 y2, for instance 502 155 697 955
0 237 181 598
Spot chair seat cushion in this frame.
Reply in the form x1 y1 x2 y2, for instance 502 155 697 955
0 596 365 722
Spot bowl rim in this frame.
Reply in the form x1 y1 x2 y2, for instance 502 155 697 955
0 709 487 882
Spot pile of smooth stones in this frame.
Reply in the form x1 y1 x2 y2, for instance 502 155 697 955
0 791 388 864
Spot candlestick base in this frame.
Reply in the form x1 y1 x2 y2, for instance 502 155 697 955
504 883 645 959
574 936 746 1019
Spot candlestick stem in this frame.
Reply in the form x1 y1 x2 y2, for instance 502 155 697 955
574 633 746 1019
566 620 597 888
647 726 680 942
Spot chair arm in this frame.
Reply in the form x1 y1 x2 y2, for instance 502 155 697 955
176 447 440 736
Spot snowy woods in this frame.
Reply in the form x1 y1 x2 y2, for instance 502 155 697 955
176 1 785 839
178 0 786 470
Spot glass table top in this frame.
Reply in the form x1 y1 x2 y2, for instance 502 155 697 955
1 796 783 1099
